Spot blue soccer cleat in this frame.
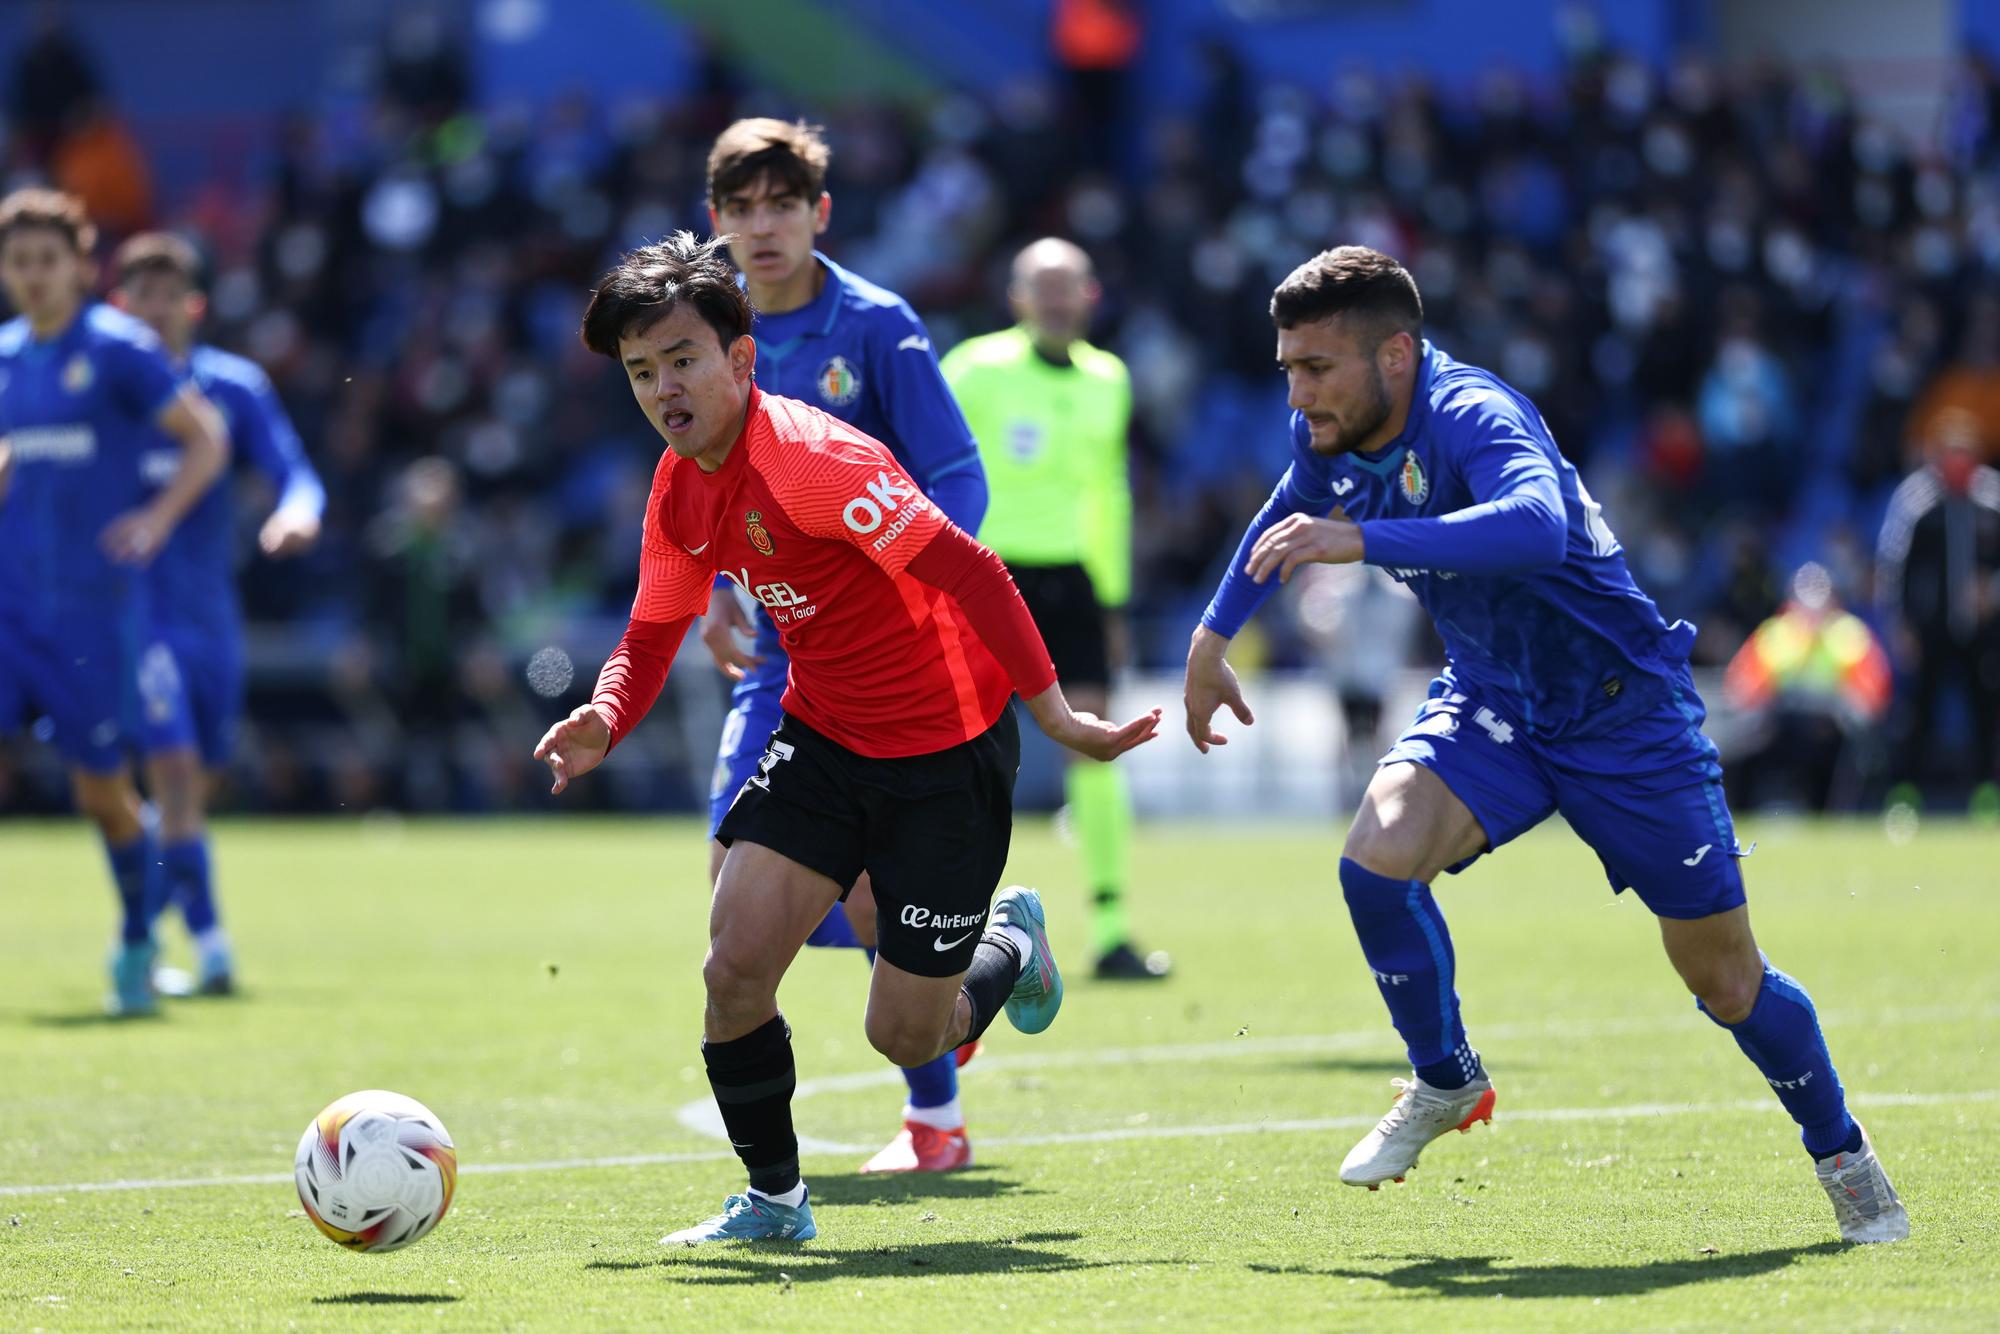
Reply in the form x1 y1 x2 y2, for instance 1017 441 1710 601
660 1190 817 1245
992 885 1063 1035
107 940 159 1017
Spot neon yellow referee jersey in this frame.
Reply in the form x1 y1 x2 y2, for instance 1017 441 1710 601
939 326 1132 607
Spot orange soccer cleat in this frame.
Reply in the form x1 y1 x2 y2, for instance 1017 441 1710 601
859 1121 973 1173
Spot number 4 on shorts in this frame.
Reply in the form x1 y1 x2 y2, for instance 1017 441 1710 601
1472 708 1514 745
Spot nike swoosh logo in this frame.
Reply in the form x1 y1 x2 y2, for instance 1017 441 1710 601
896 334 931 352
684 542 710 555
933 930 975 952
1683 844 1713 867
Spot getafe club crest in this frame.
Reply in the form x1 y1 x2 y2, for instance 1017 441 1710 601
745 509 775 556
61 354 93 394
1399 450 1429 505
816 356 861 407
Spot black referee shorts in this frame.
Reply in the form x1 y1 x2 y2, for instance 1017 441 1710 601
1009 562 1110 689
716 708 1020 978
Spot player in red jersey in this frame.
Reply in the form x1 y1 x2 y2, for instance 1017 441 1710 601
534 232 1161 1245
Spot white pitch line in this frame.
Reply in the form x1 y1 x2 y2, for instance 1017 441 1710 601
3 1088 1988 1200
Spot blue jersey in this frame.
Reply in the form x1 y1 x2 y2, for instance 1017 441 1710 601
1205 341 1696 743
0 304 185 623
142 344 323 632
744 252 985 531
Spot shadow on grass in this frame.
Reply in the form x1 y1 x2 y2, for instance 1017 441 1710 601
311 1293 460 1305
802 1170 1040 1207
1250 1243 1846 1299
590 1230 1130 1283
1265 1057 1427 1077
22 1010 165 1028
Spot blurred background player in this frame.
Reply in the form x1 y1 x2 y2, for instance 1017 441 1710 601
1874 409 2000 817
0 187 228 1015
694 118 990 1172
1183 246 1907 1244
110 231 326 995
941 237 1165 980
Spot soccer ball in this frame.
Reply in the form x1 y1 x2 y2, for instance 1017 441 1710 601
294 1090 457 1253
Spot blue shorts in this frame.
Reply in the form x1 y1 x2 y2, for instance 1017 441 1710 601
0 604 196 773
1380 670 1748 920
706 627 860 950
164 619 245 768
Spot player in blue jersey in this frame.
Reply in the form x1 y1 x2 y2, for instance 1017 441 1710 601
1182 247 1908 1244
694 118 989 1173
109 232 326 996
0 189 229 1016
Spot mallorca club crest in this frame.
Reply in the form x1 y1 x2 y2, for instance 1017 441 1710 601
816 355 861 407
1399 450 1429 506
745 509 775 556
61 353 94 394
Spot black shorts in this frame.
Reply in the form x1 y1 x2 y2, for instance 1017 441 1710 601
716 708 1020 977
1010 562 1109 689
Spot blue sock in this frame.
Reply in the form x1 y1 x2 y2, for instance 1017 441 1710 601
1700 960 1860 1158
103 832 161 946
164 837 217 935
902 1052 959 1109
1339 858 1482 1089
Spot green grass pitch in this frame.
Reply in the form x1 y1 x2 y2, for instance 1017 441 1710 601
1 815 1995 1330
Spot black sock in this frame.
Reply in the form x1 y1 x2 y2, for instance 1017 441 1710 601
959 933 1022 1045
701 1014 799 1197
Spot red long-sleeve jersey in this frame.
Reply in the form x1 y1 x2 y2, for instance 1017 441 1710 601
593 387 1056 758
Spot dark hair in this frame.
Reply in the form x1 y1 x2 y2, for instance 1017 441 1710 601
0 187 96 255
114 231 203 289
580 230 752 357
1270 246 1423 348
706 118 830 206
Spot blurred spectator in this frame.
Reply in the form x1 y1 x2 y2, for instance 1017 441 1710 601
6 6 98 166
1723 563 1891 810
1907 292 2000 464
1875 413 2000 807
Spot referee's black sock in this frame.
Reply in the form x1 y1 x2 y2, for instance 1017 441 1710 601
959 932 1023 1045
701 1014 800 1197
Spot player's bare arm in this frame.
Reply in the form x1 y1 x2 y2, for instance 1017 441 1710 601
698 584 762 681
1246 506 1362 585
1182 624 1255 753
1021 681 1161 762
534 704 612 795
100 385 229 566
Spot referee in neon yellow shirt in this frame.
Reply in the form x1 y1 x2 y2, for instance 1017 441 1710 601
941 238 1168 980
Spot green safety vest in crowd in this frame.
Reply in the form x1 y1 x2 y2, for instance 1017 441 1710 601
939 326 1132 608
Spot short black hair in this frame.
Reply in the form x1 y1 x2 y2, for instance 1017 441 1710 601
114 231 203 290
580 231 752 357
1270 246 1423 349
706 118 830 206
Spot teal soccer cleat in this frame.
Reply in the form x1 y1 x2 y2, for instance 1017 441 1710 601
107 940 159 1017
660 1190 817 1245
992 885 1063 1035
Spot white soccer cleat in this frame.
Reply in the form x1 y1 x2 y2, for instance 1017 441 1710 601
1815 1124 1909 1244
1339 1074 1496 1188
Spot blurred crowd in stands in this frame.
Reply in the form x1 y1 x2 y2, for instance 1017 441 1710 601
3 10 1998 814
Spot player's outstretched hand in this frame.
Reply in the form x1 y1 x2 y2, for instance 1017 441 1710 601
1024 683 1162 762
1183 625 1254 753
534 704 612 795
99 506 171 566
1246 509 1364 585
700 591 763 682
259 508 322 558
